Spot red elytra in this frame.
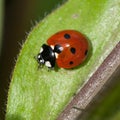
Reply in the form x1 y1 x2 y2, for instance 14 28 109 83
47 30 89 68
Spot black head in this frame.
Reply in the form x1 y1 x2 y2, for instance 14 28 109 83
37 44 56 68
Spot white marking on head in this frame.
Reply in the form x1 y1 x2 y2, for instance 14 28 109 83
45 61 52 67
51 52 55 56
40 59 44 63
50 45 54 50
38 54 41 59
40 47 43 53
55 52 59 59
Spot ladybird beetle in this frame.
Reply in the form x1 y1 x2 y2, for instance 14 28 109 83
37 30 89 69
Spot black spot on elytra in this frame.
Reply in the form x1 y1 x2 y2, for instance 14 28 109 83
70 47 76 54
69 61 73 65
64 33 71 39
85 50 88 55
54 44 62 53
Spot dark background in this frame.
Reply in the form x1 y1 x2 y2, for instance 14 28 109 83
0 0 64 119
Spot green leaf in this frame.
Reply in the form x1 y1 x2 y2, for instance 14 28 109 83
6 0 120 120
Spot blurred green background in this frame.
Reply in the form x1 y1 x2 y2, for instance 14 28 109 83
0 0 64 119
